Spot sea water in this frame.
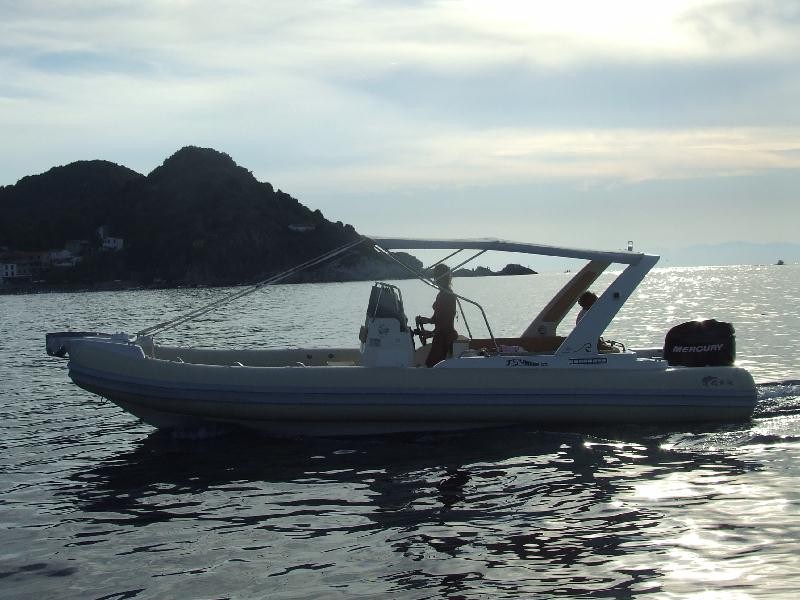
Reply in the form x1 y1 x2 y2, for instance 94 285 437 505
1 265 799 599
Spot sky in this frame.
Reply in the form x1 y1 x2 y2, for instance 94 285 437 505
1 0 799 262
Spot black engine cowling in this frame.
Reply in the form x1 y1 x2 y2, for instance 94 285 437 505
663 319 736 367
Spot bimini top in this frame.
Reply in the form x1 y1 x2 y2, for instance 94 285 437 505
370 236 661 351
369 237 655 265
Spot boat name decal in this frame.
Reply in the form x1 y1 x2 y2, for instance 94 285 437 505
569 357 608 365
506 358 545 367
672 343 724 353
702 376 734 387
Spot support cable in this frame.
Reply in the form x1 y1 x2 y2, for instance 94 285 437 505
427 248 464 269
137 237 367 337
449 249 487 274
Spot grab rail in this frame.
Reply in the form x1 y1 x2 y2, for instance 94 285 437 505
370 242 499 353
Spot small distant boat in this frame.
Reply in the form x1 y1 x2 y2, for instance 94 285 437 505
776 259 785 266
46 236 757 436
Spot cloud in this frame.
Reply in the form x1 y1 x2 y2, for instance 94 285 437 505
680 0 800 51
336 57 800 129
272 126 800 194
26 49 158 75
298 168 800 252
0 0 798 209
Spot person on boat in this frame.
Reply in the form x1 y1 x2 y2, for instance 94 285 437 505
418 264 458 367
576 291 598 324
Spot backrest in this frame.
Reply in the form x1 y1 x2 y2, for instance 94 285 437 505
366 283 407 331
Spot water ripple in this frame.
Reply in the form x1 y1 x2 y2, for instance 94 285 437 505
2 266 800 598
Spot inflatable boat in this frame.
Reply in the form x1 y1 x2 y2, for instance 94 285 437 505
46 237 757 435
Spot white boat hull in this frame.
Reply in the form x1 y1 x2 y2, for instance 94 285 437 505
66 338 758 436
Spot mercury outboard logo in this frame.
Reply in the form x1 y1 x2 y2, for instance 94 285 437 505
672 343 724 353
702 376 733 387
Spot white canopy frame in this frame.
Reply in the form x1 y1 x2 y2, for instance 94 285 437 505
370 237 660 355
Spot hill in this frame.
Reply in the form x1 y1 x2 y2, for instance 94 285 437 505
0 147 416 286
0 147 541 288
108 146 364 284
0 160 143 250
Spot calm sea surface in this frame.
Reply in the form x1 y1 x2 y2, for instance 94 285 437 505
1 265 799 599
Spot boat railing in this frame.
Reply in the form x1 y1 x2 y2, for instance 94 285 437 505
370 242 499 353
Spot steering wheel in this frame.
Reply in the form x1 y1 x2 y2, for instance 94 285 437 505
413 316 433 346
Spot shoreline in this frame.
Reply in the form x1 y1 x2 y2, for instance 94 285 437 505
0 270 544 296
0 280 172 296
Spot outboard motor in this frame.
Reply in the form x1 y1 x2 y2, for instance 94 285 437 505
663 319 736 367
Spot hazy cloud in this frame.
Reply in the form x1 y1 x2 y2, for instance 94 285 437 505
338 58 800 129
680 0 800 49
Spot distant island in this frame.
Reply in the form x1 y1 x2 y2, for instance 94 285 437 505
0 146 536 292
650 243 800 267
454 264 536 277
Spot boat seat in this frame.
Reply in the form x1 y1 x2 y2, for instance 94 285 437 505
469 336 565 354
598 339 623 353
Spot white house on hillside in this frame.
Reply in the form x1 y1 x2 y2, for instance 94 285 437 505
102 236 124 251
1 262 18 280
97 226 124 251
0 251 39 282
48 249 81 268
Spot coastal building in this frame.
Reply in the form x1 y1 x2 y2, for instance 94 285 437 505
0 251 41 281
0 248 81 283
1 262 18 280
65 240 90 256
97 226 124 251
102 236 124 251
47 249 81 268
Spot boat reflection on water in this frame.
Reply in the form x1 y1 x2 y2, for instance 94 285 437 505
58 419 776 597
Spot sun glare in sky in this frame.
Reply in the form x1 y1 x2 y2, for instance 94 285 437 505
462 0 696 53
